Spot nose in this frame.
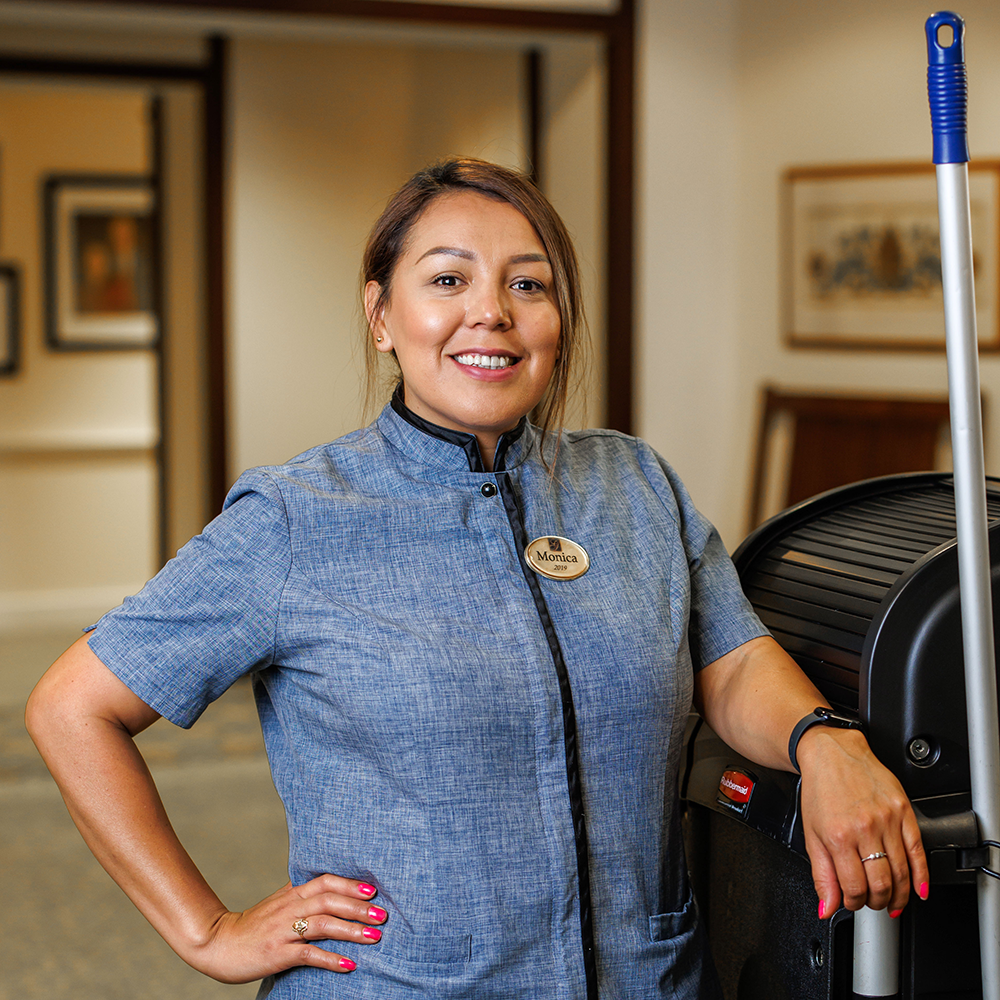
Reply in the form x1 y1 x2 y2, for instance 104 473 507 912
468 282 511 330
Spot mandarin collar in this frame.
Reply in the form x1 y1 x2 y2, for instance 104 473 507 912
377 385 530 473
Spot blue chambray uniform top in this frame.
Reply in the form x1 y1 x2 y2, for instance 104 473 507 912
88 397 768 1000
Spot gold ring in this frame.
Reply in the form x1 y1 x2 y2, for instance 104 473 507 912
292 918 309 937
861 852 888 863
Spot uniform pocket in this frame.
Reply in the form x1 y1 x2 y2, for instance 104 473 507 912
648 889 697 943
644 889 715 997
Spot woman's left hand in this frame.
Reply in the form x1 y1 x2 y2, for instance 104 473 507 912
696 636 929 919
795 725 929 918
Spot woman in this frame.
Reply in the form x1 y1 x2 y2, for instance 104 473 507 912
27 159 927 999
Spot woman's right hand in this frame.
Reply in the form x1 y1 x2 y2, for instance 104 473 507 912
190 875 388 983
27 638 387 986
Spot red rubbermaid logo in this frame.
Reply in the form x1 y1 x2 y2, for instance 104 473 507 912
719 770 754 804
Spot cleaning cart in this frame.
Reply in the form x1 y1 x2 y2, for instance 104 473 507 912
682 14 1000 999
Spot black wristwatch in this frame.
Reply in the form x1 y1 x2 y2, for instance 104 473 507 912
787 707 864 773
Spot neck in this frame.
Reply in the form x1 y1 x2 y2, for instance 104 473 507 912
388 385 526 473
479 435 498 472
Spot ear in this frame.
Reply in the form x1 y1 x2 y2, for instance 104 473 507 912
365 280 393 352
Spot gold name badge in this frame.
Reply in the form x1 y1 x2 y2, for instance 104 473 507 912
524 535 590 581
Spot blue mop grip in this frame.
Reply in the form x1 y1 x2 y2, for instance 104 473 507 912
926 11 969 164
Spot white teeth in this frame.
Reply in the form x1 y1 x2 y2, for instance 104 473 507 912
454 353 516 370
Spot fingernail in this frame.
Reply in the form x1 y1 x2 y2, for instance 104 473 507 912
919 881 929 900
358 883 376 897
818 900 826 919
362 926 382 942
890 909 903 919
368 905 388 922
339 958 356 971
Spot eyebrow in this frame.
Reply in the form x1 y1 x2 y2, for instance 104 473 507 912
416 246 550 266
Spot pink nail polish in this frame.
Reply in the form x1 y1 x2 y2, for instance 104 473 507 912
368 905 387 922
339 958 356 971
919 881 929 900
363 926 382 942
818 900 826 919
358 883 376 897
890 909 903 919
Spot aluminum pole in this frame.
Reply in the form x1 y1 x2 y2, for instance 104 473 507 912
927 13 1000 1000
853 906 900 998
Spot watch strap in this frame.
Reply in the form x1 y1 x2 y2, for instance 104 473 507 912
787 707 864 773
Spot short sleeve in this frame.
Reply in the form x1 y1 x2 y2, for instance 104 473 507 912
87 470 293 728
634 442 770 669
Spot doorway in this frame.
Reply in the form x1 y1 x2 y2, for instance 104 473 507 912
0 57 217 706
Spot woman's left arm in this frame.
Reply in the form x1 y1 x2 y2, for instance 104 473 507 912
693 635 929 919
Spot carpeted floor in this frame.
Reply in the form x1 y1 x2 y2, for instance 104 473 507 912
0 638 289 1000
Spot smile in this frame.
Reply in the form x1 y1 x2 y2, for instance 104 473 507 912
453 354 518 370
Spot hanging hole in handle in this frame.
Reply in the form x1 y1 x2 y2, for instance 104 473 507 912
936 23 955 48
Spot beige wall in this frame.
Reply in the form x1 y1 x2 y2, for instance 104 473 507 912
229 30 606 479
636 0 1000 549
729 0 1000 549
635 0 742 543
7 0 993 593
229 37 528 475
544 35 607 430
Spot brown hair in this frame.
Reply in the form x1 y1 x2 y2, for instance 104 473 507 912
361 158 585 452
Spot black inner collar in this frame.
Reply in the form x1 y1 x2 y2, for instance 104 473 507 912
390 383 525 474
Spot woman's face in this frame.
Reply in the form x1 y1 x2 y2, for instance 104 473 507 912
366 190 561 463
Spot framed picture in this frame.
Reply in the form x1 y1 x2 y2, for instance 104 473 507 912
44 175 158 350
782 161 1000 350
0 263 19 376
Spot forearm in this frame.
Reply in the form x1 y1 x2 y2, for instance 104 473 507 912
47 723 226 958
693 635 846 772
28 637 387 983
695 635 928 915
26 644 228 970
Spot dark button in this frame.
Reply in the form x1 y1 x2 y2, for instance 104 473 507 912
480 482 497 498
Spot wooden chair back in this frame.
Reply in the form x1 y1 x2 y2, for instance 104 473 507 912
748 386 956 531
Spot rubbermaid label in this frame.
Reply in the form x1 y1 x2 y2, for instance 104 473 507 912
719 770 754 804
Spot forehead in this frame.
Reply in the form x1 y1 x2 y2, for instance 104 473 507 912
403 190 546 259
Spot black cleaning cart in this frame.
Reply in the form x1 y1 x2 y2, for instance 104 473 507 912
683 472 1000 998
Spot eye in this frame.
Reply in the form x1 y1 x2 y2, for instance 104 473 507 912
432 274 462 287
512 278 545 293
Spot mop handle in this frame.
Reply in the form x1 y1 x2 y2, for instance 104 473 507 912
926 11 969 165
927 12 1000 1000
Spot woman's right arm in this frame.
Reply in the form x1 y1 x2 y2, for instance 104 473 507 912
25 634 386 983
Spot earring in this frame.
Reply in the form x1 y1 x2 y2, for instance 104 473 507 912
376 337 383 343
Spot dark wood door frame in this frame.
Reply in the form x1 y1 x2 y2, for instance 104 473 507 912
36 0 637 448
0 45 227 560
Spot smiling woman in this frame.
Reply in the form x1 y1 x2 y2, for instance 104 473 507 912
361 158 583 465
27 157 929 1000
366 191 561 469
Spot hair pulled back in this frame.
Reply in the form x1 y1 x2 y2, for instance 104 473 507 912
361 158 584 449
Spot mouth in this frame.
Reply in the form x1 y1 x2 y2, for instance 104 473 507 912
452 353 520 371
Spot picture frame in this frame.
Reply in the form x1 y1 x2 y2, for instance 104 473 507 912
44 174 158 350
0 263 20 377
782 161 1000 351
